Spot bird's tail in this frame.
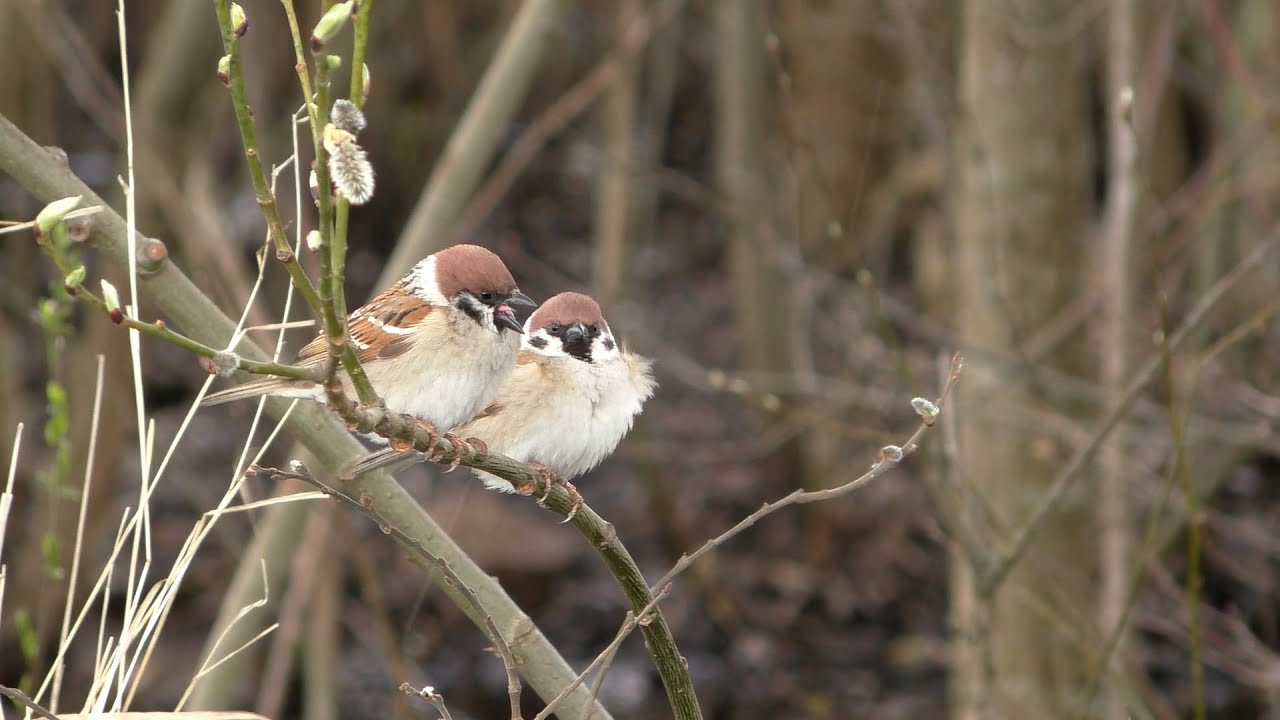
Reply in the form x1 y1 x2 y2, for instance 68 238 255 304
200 378 308 406
343 447 425 478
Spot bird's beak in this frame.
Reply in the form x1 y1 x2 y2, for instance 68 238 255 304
564 322 588 346
495 305 524 334
507 290 537 308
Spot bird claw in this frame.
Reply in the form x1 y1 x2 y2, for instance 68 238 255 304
413 419 440 446
442 433 469 473
528 462 583 523
559 479 583 523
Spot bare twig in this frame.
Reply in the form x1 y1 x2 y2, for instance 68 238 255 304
0 111 615 720
653 354 962 594
253 464 523 720
401 683 454 720
211 0 324 318
535 584 673 720
386 0 562 282
0 684 63 720
450 0 686 252
322 385 700 718
1097 1 1139 717
981 227 1280 595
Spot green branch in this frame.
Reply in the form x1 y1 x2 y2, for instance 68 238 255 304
322 386 704 720
280 0 379 405
0 110 617 719
212 0 324 320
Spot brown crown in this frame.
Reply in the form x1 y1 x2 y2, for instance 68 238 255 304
432 244 519 299
528 292 606 332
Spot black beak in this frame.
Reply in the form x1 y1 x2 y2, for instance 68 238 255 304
495 307 523 334
507 290 537 308
564 322 588 346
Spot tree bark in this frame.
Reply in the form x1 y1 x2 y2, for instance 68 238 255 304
952 1 1094 716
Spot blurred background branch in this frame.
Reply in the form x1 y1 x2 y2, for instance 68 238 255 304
4 1 1280 718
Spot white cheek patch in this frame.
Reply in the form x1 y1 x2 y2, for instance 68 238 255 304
405 256 447 305
523 330 569 357
594 334 619 359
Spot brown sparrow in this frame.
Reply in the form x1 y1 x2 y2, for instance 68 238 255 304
202 244 536 434
346 292 656 492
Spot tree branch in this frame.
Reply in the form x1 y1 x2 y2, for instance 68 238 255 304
0 110 615 720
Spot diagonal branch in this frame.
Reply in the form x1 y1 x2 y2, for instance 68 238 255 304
253 463 523 720
0 109 615 720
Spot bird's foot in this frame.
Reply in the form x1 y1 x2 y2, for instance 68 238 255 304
528 462 583 523
441 432 470 472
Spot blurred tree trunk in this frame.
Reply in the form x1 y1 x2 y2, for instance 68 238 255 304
951 1 1094 717
714 0 786 378
593 0 641 307
776 2 904 490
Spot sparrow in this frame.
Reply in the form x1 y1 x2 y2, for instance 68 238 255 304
345 291 656 501
202 244 537 436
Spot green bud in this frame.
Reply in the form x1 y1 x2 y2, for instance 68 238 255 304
100 279 121 313
230 2 249 37
310 1 354 51
218 54 231 85
361 63 371 103
326 54 343 71
35 196 82 239
64 266 86 289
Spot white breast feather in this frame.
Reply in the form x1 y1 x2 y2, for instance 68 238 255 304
460 349 655 492
360 307 521 430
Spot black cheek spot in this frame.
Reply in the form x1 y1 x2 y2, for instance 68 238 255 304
528 336 548 350
602 337 615 351
457 296 485 325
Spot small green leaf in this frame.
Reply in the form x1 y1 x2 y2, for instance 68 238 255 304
42 532 65 580
35 196 82 238
14 608 38 661
64 266 86 289
100 278 121 313
310 1 354 51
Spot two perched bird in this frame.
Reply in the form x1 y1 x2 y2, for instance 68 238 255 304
203 244 654 506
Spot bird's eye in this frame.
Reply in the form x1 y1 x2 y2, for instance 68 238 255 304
549 323 561 333
479 291 494 303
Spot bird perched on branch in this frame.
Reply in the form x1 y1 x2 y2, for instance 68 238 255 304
202 244 536 440
345 291 655 502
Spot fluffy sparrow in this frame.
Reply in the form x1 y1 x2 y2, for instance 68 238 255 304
202 244 536 435
346 292 656 499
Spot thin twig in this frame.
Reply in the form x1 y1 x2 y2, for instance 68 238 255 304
401 683 454 720
385 0 562 282
278 0 379 405
535 584 673 720
652 354 962 594
254 464 523 719
39 259 321 384
451 0 686 250
0 109 616 719
0 685 63 720
981 227 1280 595
212 0 324 318
0 205 103 236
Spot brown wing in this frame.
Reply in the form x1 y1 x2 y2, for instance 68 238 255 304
295 285 435 366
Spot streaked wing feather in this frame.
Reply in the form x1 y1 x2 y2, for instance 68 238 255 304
295 286 434 365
